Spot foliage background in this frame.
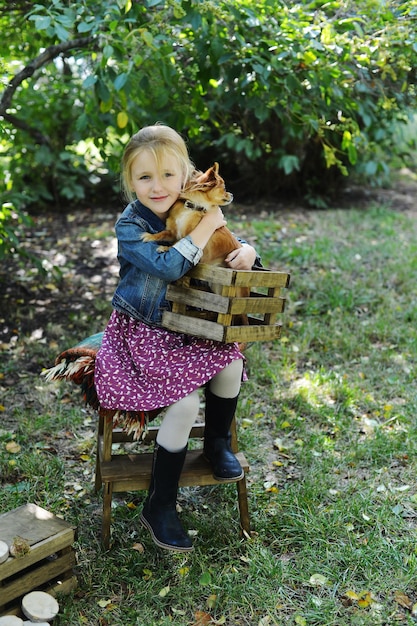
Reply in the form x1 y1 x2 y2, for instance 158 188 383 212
1 0 417 224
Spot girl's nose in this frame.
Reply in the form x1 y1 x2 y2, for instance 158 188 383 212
152 176 163 192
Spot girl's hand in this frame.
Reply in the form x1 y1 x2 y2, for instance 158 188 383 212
201 207 227 231
224 244 257 270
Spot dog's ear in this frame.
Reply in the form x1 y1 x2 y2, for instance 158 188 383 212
185 162 223 191
198 163 220 184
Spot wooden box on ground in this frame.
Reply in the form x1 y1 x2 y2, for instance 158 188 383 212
0 504 77 617
162 264 290 343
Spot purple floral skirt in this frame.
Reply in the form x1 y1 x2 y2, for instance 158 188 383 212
94 311 245 412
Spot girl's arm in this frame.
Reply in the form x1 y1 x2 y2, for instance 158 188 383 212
188 207 227 249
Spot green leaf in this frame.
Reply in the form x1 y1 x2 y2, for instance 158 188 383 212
113 73 128 91
78 21 95 33
83 75 97 88
32 15 52 30
55 24 69 41
199 571 212 586
279 155 300 175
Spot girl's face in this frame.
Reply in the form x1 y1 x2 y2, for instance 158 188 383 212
130 150 183 219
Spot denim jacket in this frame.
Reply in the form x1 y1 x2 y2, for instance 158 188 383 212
112 200 203 325
111 199 261 326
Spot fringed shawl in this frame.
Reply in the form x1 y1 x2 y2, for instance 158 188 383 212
42 332 162 439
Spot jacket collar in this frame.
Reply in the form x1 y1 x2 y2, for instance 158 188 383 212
134 200 166 231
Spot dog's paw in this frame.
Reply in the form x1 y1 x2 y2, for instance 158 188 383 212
157 245 171 252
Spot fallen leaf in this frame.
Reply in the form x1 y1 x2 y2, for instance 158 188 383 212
97 599 112 608
159 585 170 597
143 568 153 580
131 542 144 553
206 594 217 609
178 566 189 577
394 590 412 610
309 573 328 586
357 591 373 608
5 441 21 454
193 611 212 625
273 438 286 451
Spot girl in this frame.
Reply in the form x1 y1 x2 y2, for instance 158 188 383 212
95 124 259 552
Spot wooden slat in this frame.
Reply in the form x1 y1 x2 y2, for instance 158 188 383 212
233 270 290 288
186 264 290 289
229 295 286 314
186 264 236 286
223 323 282 343
0 529 75 581
166 284 230 313
0 504 74 548
162 311 225 342
163 311 283 343
0 551 76 605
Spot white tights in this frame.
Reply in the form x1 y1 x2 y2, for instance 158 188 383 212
156 358 243 452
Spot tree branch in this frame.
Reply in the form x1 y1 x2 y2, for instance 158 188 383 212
2 111 51 145
0 35 95 117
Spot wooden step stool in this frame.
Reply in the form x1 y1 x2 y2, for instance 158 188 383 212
95 414 250 549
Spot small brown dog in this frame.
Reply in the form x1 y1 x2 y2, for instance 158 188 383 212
142 162 242 266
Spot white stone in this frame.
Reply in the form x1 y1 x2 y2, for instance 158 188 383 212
0 617 24 625
21 591 59 622
0 540 9 564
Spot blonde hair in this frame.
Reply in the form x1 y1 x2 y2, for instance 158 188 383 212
121 124 195 202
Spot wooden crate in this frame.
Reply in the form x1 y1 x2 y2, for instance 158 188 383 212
162 264 290 343
0 504 77 617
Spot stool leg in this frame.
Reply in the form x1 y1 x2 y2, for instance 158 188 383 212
94 450 102 492
102 481 113 549
236 476 250 534
95 413 104 492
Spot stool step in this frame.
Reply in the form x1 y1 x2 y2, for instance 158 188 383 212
98 448 249 491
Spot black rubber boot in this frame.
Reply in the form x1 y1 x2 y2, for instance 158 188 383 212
140 444 193 552
203 388 244 482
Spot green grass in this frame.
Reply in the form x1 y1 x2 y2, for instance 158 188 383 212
2 200 417 624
